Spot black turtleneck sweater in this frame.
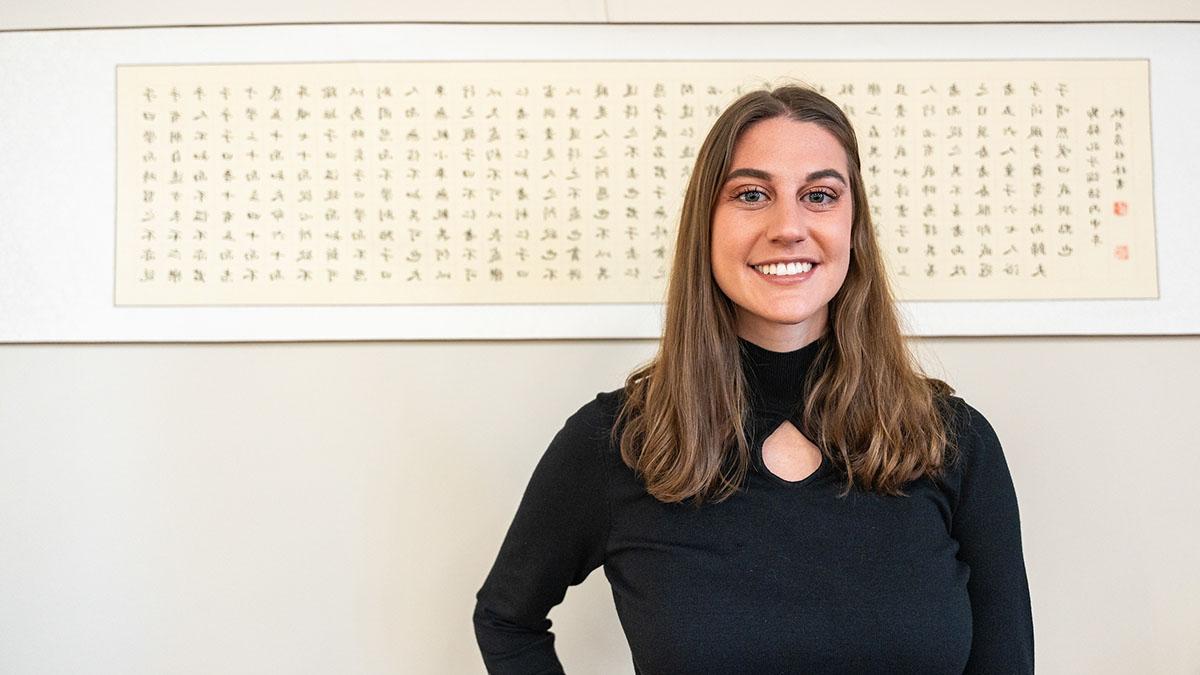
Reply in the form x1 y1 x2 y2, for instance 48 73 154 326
474 337 1034 674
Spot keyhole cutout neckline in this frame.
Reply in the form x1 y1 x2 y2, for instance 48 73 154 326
760 419 824 483
738 334 830 487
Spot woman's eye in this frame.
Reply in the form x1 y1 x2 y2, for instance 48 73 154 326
805 190 837 205
735 188 767 204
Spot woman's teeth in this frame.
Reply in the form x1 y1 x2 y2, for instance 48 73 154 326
753 262 814 276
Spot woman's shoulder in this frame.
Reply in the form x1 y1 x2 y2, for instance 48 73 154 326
939 394 1003 458
935 394 1016 505
543 386 629 458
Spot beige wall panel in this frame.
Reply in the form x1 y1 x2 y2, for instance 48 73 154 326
1 337 1197 673
3 0 1199 30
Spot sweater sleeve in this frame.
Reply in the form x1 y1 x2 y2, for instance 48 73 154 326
472 394 614 674
948 398 1035 673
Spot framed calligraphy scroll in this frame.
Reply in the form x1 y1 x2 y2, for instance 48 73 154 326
2 23 1197 340
115 60 1155 306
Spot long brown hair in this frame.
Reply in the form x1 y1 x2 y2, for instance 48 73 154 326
614 84 958 505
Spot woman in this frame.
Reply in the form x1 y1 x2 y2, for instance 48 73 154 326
474 85 1034 673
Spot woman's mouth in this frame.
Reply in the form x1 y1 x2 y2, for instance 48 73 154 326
752 261 814 277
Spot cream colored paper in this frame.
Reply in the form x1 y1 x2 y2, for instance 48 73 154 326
115 60 1155 305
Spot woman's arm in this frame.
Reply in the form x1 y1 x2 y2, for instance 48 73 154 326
950 399 1036 673
473 396 613 674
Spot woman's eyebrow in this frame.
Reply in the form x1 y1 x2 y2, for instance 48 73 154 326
805 168 848 185
723 167 848 185
723 167 773 183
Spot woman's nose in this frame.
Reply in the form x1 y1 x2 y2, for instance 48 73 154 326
767 197 810 243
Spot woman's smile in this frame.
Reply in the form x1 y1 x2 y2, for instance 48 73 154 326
750 260 819 283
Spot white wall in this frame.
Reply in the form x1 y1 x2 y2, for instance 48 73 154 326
2 3 1199 674
2 337 1198 673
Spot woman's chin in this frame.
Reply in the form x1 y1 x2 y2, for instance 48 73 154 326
737 308 827 335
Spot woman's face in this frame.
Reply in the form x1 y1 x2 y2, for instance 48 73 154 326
710 117 854 351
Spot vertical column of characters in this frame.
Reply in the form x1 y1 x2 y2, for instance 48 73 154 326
831 80 887 273
369 82 401 285
1039 79 1075 283
937 81 976 284
614 79 643 289
490 82 523 286
532 80 584 291
582 80 615 287
542 83 568 290
643 79 679 291
239 82 267 287
134 83 165 288
865 80 912 280
560 82 587 290
889 82 922 279
1030 80 1055 281
156 84 200 289
992 80 1031 282
627 75 654 295
439 78 480 289
302 81 336 285
423 82 457 284
289 81 322 286
1078 99 1106 276
133 82 163 285
222 82 263 287
1018 79 1049 285
420 77 460 290
940 81 979 281
1106 103 1131 264
979 78 1008 281
830 82 868 258
163 86 193 287
204 83 230 288
524 80 564 288
564 83 590 290
1033 78 1070 282
968 79 1007 283
851 81 896 276
339 81 372 287
656 77 704 292
506 77 540 290
566 83 590 289
459 79 488 288
638 78 682 296
169 82 214 291
504 81 536 284
914 80 955 285
430 79 460 286
267 79 295 288
208 84 243 288
439 77 470 288
257 82 293 287
609 77 633 289
312 81 352 285
474 81 513 289
395 81 429 285
602 78 635 289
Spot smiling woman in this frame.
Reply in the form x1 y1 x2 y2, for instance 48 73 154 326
474 85 1034 674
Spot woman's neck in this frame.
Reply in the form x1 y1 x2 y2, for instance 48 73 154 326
737 333 826 413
